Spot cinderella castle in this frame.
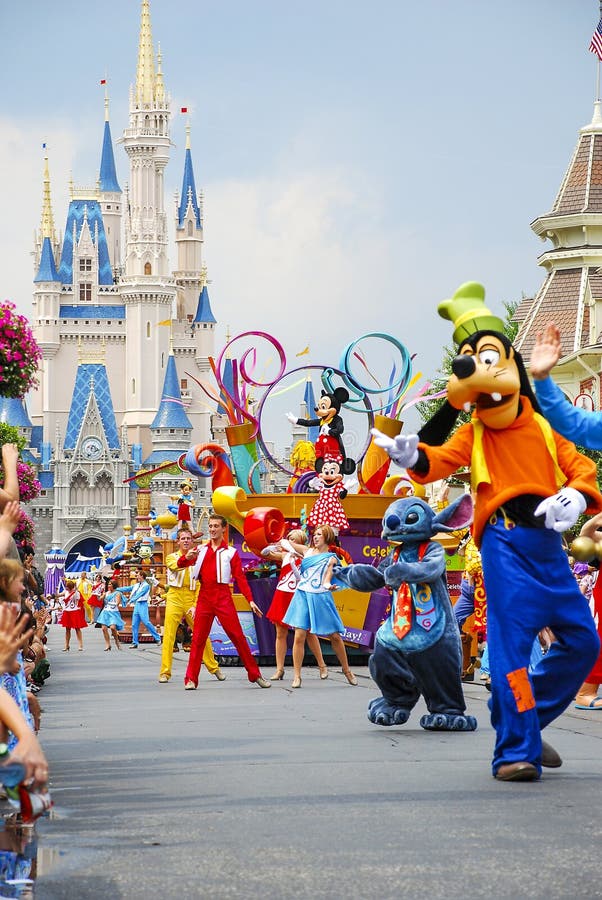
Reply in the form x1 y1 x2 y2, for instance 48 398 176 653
14 1 225 563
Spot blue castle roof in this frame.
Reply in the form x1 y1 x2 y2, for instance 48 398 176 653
34 236 59 283
193 285 216 324
141 449 183 466
217 356 234 416
151 355 193 429
64 363 120 449
0 397 33 428
58 200 113 285
177 147 201 229
303 378 319 442
59 305 125 319
99 120 121 193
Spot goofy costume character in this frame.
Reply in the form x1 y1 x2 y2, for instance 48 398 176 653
373 282 602 782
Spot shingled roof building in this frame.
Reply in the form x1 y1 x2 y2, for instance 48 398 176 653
514 101 602 409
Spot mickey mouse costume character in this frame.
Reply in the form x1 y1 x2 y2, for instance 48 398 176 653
287 387 356 475
373 282 602 782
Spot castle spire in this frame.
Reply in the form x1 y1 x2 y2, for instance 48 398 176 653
135 0 155 107
155 44 165 106
35 147 59 283
99 90 121 193
40 148 56 242
177 123 201 228
150 353 193 430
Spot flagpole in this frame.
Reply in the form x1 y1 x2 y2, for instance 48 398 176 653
598 0 602 101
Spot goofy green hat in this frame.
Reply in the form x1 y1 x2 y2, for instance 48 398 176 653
438 282 504 345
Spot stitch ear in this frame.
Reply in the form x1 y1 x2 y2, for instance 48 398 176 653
433 494 473 532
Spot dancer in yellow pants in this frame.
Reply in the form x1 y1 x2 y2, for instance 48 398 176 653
158 529 224 683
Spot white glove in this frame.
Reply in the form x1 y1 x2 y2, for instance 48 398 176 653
286 412 298 425
534 487 587 533
371 429 419 468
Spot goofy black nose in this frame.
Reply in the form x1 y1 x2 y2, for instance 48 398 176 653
452 355 476 380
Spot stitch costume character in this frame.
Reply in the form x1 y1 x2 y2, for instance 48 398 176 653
287 387 356 475
333 494 477 731
373 282 602 781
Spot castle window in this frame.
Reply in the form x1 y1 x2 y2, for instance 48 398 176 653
161 353 165 367
187 221 193 236
132 378 136 394
181 379 188 389
79 258 92 273
144 262 152 275
146 322 151 338
79 283 92 302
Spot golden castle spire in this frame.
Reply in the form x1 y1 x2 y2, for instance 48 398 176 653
135 0 155 107
40 148 56 241
155 44 165 105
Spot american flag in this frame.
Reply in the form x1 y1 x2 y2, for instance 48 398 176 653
590 18 602 61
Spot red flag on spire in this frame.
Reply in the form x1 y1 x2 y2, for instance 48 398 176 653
181 107 188 114
100 79 107 85
590 18 602 61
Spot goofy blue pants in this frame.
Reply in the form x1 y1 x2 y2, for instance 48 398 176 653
481 518 599 777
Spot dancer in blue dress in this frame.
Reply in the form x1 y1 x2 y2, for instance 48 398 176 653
283 524 356 688
97 579 128 651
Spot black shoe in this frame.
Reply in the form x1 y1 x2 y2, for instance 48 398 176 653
129 644 138 649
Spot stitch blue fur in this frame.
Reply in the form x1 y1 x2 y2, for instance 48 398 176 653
333 494 478 732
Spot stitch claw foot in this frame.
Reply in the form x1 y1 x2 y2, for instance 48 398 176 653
367 697 410 726
420 713 478 731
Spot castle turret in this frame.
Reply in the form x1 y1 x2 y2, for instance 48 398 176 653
31 151 62 432
98 86 122 275
121 0 175 450
174 122 203 320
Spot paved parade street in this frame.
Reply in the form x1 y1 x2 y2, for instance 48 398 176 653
30 625 602 899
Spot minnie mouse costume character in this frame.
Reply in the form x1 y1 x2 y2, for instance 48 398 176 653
307 454 350 533
287 387 356 475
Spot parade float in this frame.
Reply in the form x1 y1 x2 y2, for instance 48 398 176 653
120 330 467 655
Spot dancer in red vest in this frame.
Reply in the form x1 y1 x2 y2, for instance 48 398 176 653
184 515 271 690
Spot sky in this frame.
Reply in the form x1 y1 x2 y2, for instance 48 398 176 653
0 0 601 442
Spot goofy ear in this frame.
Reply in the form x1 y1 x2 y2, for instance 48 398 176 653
418 401 461 446
432 494 473 533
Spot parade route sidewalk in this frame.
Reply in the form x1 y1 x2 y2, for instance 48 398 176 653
35 624 602 899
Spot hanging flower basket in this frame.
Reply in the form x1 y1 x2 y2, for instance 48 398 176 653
2 462 41 503
13 509 35 549
0 302 41 398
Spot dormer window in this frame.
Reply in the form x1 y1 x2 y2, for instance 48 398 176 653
79 258 92 273
79 283 92 302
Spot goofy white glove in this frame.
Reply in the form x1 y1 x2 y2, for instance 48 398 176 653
534 487 587 533
371 429 419 469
